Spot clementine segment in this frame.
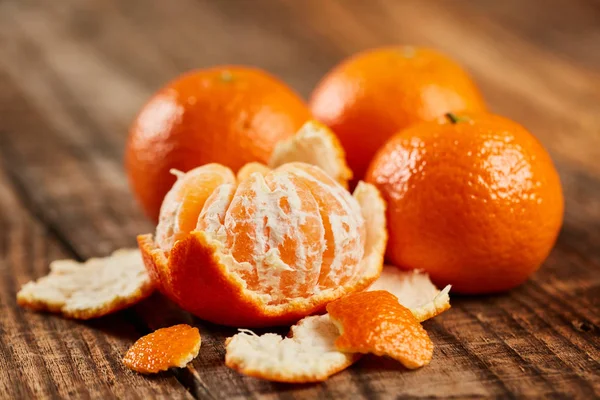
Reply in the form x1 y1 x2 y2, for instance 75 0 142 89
327 291 433 369
236 162 271 181
123 324 201 374
366 113 564 293
155 164 236 253
310 47 486 182
126 66 311 221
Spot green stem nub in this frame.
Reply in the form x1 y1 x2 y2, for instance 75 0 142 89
445 113 469 124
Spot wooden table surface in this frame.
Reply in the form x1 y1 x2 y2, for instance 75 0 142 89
0 0 599 398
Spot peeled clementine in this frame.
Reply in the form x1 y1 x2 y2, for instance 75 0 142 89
366 113 564 294
310 46 486 183
126 66 311 221
139 162 387 327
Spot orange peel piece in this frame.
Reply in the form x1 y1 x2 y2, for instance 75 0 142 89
224 273 443 383
369 266 451 322
326 290 433 369
17 249 154 319
225 314 359 383
269 120 353 188
140 162 387 327
123 324 201 374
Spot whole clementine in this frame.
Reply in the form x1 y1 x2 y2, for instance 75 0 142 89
310 47 486 183
366 113 564 294
126 66 311 221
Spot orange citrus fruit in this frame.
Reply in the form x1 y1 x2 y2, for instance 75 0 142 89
139 162 387 327
310 46 486 182
123 324 201 374
327 290 433 369
126 66 311 221
366 112 564 294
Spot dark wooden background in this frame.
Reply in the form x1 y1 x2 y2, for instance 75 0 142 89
0 0 598 398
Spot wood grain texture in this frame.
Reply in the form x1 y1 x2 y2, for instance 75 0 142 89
0 166 191 398
0 0 598 398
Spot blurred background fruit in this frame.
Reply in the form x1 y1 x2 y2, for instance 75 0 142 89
310 47 487 184
126 66 310 221
366 112 564 293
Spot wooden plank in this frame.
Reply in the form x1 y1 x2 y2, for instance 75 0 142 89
0 0 598 398
449 0 600 71
0 171 192 398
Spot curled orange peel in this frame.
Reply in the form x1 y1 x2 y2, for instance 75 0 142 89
327 291 433 369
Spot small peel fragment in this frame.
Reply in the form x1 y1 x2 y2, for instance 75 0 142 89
269 120 353 188
369 266 451 322
225 314 360 383
327 291 433 369
17 249 154 319
123 324 201 374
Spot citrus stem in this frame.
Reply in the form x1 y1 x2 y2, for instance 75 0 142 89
445 113 469 124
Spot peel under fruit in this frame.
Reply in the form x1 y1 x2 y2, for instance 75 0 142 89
327 290 433 369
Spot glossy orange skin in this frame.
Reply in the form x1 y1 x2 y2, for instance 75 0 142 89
310 47 486 183
126 66 311 221
366 113 564 294
327 291 432 369
123 324 200 374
